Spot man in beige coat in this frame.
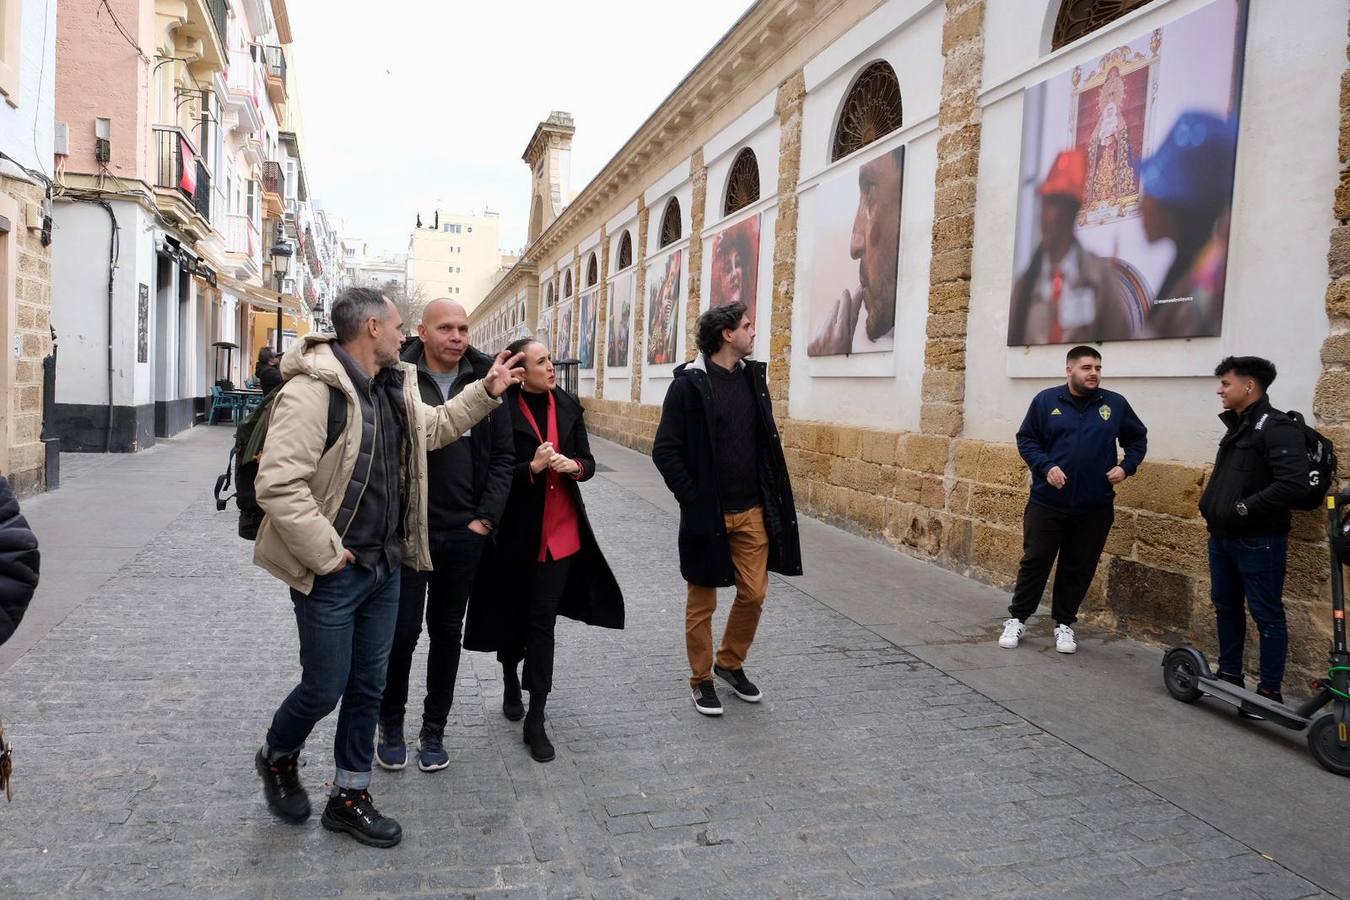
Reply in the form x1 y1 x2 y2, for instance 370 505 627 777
253 287 522 848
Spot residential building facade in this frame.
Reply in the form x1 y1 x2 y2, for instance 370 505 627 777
405 208 503 314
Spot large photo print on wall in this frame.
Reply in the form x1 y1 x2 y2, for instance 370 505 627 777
557 302 574 361
647 250 682 365
579 290 598 369
709 215 760 324
1008 0 1246 346
807 146 903 357
607 272 634 368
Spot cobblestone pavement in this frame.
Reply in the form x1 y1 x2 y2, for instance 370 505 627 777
0 430 1334 898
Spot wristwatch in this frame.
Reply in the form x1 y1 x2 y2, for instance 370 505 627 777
1235 501 1249 517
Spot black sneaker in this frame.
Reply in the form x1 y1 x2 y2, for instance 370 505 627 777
692 680 723 716
255 746 310 823
1240 684 1284 721
320 787 402 848
714 665 763 703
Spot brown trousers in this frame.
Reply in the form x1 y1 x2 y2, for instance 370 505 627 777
686 507 770 689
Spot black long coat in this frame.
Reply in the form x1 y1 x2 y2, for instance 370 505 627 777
652 356 802 587
463 387 624 651
0 474 39 647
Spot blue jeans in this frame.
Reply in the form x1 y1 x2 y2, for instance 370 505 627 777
1208 534 1289 692
266 559 400 789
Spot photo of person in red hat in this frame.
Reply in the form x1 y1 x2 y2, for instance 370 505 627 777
1008 149 1131 346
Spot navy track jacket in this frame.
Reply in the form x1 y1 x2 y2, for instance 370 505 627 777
1016 386 1148 511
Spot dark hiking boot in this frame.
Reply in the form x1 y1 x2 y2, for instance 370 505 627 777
523 707 555 763
714 665 763 703
502 666 525 721
375 720 406 770
692 680 723 716
255 746 310 823
320 787 402 848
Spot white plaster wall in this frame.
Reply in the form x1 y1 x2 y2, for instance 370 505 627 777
704 116 780 230
965 0 1344 465
0 0 56 179
787 0 945 430
52 201 157 407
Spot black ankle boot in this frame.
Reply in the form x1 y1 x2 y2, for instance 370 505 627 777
502 664 524 722
320 787 402 848
523 694 554 763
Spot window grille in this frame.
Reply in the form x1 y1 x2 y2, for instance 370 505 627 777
659 199 682 248
586 253 598 286
1052 0 1157 50
724 148 760 215
617 232 632 270
831 61 903 163
564 270 573 297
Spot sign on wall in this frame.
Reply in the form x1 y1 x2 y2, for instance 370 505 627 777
806 146 904 357
709 214 760 325
607 272 634 368
1008 0 1246 345
646 249 682 365
579 289 598 369
137 284 149 363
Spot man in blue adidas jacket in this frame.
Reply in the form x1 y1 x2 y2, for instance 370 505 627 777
999 345 1147 653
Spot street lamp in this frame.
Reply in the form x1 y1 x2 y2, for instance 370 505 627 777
270 236 293 352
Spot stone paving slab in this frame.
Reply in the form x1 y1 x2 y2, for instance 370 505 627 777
0 428 1335 898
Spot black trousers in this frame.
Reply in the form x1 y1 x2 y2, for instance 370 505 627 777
1007 501 1114 626
497 555 574 697
379 527 486 731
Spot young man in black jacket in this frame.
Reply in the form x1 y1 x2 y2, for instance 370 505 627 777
653 302 802 716
376 299 514 771
1199 356 1309 710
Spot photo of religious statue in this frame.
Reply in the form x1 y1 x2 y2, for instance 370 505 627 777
709 215 760 325
646 250 682 366
556 302 574 361
1008 0 1246 345
537 306 553 349
579 290 598 369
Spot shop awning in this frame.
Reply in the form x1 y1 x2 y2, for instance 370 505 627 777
216 273 305 316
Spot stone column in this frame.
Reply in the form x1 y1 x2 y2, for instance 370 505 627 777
919 0 986 438
768 70 806 408
686 149 708 357
1317 20 1350 463
631 197 650 403
595 232 610 399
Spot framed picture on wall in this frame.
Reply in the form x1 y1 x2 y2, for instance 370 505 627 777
137 284 149 363
708 214 760 325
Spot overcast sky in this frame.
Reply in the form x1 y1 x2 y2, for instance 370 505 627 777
285 1 755 258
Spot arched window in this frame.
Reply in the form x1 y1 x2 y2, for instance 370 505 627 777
724 148 760 216
563 269 573 297
586 252 599 286
616 231 633 270
1052 0 1157 50
545 282 554 307
658 198 682 248
831 60 903 163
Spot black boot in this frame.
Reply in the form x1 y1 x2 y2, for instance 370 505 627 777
523 693 554 763
255 746 310 823
320 787 403 848
502 663 525 721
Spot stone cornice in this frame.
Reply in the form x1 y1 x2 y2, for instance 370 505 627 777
522 112 576 167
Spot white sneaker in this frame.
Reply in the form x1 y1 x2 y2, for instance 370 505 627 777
998 618 1026 649
1055 624 1077 654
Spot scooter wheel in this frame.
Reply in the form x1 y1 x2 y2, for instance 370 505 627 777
1307 714 1350 777
1163 651 1203 703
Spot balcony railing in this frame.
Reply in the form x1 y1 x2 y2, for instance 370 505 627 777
225 212 260 259
262 161 284 199
209 0 227 49
153 126 208 221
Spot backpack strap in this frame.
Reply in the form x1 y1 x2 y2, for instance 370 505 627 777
324 386 347 454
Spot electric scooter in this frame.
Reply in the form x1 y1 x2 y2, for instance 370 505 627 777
1162 489 1350 777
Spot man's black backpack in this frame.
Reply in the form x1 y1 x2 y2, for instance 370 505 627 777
214 386 347 540
1285 410 1337 511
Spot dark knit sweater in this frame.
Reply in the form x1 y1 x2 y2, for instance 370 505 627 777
707 360 760 512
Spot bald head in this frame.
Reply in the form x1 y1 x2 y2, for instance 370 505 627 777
418 297 470 373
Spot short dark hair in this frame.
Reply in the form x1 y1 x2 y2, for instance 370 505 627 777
1066 345 1101 364
505 337 542 358
696 302 747 356
1214 355 1277 391
257 346 275 365
331 287 390 342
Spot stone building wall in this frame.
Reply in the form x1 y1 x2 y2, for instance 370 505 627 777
3 175 52 497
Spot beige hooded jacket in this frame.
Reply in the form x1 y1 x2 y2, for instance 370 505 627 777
252 333 500 594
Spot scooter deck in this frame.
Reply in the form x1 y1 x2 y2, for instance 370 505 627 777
1196 677 1310 730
